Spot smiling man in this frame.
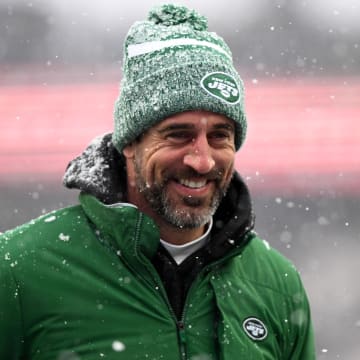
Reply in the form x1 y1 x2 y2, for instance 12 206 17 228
0 4 315 359
124 111 236 244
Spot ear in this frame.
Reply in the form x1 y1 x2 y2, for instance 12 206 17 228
122 142 137 186
122 143 136 159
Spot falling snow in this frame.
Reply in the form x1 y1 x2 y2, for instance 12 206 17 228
112 341 125 352
58 233 70 242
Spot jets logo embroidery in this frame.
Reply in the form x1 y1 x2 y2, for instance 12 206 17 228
201 72 240 104
243 317 268 341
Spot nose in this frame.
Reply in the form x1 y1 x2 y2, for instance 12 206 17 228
183 135 215 174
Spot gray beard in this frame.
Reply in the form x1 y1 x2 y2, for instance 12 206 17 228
133 162 228 229
142 182 222 229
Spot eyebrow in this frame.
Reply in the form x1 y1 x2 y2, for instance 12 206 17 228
157 123 195 133
212 123 235 132
158 122 235 133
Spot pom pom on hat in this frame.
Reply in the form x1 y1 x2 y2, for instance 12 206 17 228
113 3 247 152
148 3 208 30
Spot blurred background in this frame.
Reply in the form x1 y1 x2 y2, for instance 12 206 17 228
0 0 359 358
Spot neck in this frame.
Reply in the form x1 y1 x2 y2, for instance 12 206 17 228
156 218 206 245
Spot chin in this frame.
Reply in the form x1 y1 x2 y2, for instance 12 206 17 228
162 203 215 229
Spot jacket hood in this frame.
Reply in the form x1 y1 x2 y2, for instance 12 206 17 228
64 133 127 204
63 133 255 239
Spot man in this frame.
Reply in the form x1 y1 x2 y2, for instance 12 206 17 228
0 4 315 359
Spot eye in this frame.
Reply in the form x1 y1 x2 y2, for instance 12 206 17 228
208 130 232 143
166 131 194 144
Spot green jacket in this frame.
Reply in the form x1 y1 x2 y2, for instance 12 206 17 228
0 135 315 359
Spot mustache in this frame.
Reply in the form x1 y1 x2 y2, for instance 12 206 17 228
163 167 226 182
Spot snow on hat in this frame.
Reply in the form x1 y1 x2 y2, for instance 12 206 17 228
112 3 247 152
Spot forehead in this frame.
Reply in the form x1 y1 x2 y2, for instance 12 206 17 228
153 110 235 130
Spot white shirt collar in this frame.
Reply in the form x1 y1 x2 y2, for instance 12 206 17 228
160 218 213 265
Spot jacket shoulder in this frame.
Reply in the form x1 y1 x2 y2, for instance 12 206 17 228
0 205 85 257
234 233 305 297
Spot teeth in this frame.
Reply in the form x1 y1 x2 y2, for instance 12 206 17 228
179 179 207 189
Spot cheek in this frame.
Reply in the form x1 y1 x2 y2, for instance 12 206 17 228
137 150 169 186
218 149 235 167
224 163 235 182
143 160 156 186
218 153 235 181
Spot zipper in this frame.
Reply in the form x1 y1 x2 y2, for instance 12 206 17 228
134 213 188 360
177 321 187 360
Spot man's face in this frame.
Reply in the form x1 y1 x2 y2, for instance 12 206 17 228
123 110 236 229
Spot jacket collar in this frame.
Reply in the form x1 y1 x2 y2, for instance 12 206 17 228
79 193 160 262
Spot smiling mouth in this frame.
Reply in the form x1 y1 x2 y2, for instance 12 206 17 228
178 179 208 189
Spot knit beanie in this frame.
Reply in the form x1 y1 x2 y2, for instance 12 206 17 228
113 3 247 152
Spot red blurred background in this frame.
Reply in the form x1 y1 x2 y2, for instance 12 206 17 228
1 75 359 194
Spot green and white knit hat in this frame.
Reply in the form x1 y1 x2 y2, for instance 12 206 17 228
113 3 247 152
